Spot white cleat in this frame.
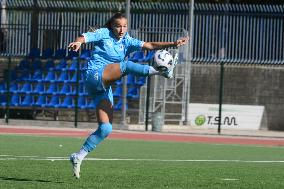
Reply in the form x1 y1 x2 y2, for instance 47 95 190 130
69 153 82 179
160 52 179 79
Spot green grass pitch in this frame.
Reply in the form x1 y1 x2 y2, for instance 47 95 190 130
0 134 284 189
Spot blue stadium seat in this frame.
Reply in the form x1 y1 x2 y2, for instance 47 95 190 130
54 49 66 59
31 70 44 82
6 70 18 81
45 82 58 95
32 81 44 95
42 48 53 59
9 83 18 93
59 95 74 108
59 83 71 95
0 94 6 106
44 70 56 82
17 70 31 82
70 83 86 95
46 95 60 108
87 99 97 109
17 59 30 70
19 82 32 94
20 94 33 107
135 76 146 86
31 59 42 70
80 60 88 70
10 94 20 106
129 51 144 62
68 72 82 83
0 82 6 94
113 86 122 97
44 59 55 70
68 57 79 71
115 78 122 85
127 86 139 99
69 73 77 83
28 48 40 59
114 98 128 111
79 83 87 95
144 51 155 62
34 95 46 107
67 50 79 59
80 72 85 82
127 74 136 85
55 59 67 71
57 70 69 82
80 49 91 59
78 95 87 109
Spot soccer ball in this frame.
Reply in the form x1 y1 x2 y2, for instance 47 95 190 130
154 50 173 71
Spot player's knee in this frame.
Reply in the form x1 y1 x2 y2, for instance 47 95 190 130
100 122 112 138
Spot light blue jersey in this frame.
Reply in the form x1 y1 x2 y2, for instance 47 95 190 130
82 28 144 107
82 28 144 69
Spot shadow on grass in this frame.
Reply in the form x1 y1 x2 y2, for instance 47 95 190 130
0 176 63 183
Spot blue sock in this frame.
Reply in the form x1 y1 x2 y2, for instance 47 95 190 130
82 122 112 152
120 60 150 76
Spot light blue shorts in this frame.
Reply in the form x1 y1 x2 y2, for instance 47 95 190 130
84 66 113 108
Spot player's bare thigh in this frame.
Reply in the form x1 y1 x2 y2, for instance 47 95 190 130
102 63 121 87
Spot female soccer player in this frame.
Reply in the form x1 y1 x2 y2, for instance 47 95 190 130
68 12 189 179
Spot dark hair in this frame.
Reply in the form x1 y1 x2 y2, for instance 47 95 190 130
104 12 127 29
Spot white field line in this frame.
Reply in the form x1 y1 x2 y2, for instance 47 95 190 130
221 178 239 181
0 155 284 163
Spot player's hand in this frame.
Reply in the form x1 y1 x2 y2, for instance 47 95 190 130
175 36 189 47
68 42 82 52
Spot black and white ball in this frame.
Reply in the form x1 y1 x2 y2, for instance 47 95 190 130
154 50 173 71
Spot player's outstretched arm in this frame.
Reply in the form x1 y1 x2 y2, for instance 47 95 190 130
143 36 189 50
68 36 85 52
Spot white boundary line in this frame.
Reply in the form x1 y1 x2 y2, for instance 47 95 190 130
0 155 284 163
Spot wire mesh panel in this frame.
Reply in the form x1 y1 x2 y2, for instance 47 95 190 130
193 4 284 64
1 2 284 64
0 10 31 56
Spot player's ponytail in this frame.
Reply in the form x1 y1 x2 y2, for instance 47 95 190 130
87 25 100 32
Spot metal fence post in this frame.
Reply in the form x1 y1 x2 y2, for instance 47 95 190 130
218 58 224 134
145 59 152 131
5 56 11 124
120 0 131 129
74 57 80 128
184 0 194 125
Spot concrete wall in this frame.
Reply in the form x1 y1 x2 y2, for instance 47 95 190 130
190 63 284 131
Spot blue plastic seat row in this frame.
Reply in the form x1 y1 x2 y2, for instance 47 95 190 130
113 86 140 99
26 49 152 73
0 94 112 109
16 58 87 72
115 74 146 86
114 98 128 111
0 82 87 96
12 70 85 83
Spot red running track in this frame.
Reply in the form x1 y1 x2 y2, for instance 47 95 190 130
0 127 284 147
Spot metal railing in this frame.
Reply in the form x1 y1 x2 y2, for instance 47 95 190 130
1 2 283 64
193 4 284 64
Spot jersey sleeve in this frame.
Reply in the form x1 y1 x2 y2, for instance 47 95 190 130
82 28 107 43
125 34 145 53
